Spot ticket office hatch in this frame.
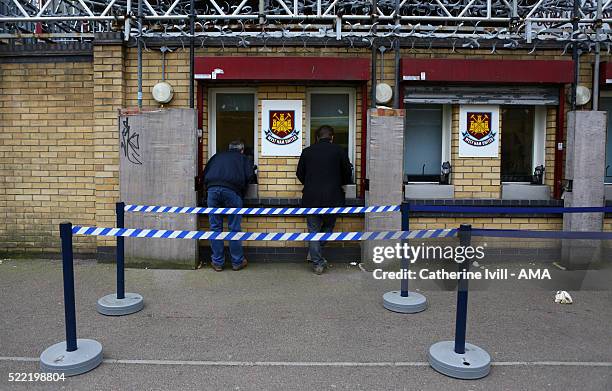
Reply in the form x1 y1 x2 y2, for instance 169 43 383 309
208 88 258 197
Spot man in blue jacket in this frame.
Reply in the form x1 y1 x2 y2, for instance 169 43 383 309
203 140 255 271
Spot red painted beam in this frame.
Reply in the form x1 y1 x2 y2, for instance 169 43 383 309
401 58 574 84
195 57 370 81
600 62 612 85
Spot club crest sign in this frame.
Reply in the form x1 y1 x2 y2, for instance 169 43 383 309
459 105 499 158
262 100 303 156
266 111 299 145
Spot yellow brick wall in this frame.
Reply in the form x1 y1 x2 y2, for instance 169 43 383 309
450 105 502 198
93 44 125 247
256 85 307 198
1 46 610 256
123 46 368 196
0 61 96 253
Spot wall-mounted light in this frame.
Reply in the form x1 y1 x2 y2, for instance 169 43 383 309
152 81 174 104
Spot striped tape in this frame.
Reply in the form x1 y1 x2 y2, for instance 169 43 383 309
123 204 400 215
71 226 458 241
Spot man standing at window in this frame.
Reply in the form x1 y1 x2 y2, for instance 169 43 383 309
297 126 353 275
203 140 254 271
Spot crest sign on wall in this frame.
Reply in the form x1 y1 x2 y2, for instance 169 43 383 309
261 100 303 156
458 105 500 158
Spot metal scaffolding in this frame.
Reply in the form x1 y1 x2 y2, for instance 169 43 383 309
1 0 611 46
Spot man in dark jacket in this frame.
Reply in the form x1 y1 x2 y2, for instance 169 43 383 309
296 126 352 274
203 140 254 271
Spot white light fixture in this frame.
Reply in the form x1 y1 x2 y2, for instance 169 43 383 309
575 85 591 106
376 83 393 105
152 81 174 104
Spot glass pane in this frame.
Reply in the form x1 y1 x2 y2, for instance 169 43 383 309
601 97 612 183
310 93 350 159
404 104 443 179
501 106 534 182
215 93 255 158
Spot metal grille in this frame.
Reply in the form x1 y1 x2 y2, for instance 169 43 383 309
0 0 610 46
404 85 560 105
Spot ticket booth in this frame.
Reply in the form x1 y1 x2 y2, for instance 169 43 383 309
195 57 370 201
400 58 574 200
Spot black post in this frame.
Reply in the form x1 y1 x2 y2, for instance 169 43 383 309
59 222 78 352
116 202 125 300
454 224 472 355
400 202 410 297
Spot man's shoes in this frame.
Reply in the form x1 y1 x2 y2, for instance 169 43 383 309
313 264 325 275
211 263 223 272
232 259 248 271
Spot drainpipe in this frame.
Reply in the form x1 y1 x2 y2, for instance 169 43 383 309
393 0 400 109
593 0 603 111
370 0 378 108
371 44 377 109
137 0 143 108
189 0 195 109
570 0 579 110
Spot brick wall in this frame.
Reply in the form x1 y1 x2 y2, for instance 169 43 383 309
93 44 125 247
1 44 610 257
0 60 96 253
451 105 502 198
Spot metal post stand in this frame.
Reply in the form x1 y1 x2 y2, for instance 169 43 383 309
97 202 144 316
428 224 491 379
382 202 427 313
40 222 103 376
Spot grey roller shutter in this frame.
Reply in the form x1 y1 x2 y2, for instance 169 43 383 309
404 85 559 105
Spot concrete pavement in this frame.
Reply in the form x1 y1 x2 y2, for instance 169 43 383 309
0 258 610 390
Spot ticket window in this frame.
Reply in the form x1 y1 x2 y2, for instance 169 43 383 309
307 89 356 165
403 104 451 183
209 89 257 162
500 105 546 183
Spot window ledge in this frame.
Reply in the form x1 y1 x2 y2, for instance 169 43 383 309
404 184 454 200
605 184 612 201
501 183 550 200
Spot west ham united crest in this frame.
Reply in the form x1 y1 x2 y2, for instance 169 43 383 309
265 110 300 145
462 112 496 147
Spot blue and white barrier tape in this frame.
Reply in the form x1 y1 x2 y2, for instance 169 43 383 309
124 204 612 216
72 226 457 241
124 204 400 215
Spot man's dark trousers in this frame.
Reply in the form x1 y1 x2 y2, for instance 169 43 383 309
207 186 245 268
306 215 337 268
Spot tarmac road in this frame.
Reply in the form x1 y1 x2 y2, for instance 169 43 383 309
0 258 610 390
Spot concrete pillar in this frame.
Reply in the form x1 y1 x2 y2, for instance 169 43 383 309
361 108 404 270
120 109 199 269
562 110 607 268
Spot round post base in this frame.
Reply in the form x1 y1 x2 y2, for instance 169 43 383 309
382 290 427 313
40 339 103 376
428 340 491 379
97 293 144 316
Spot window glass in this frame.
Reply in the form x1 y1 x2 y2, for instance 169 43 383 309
601 97 612 183
215 93 255 157
310 93 350 159
404 104 443 181
501 106 535 182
